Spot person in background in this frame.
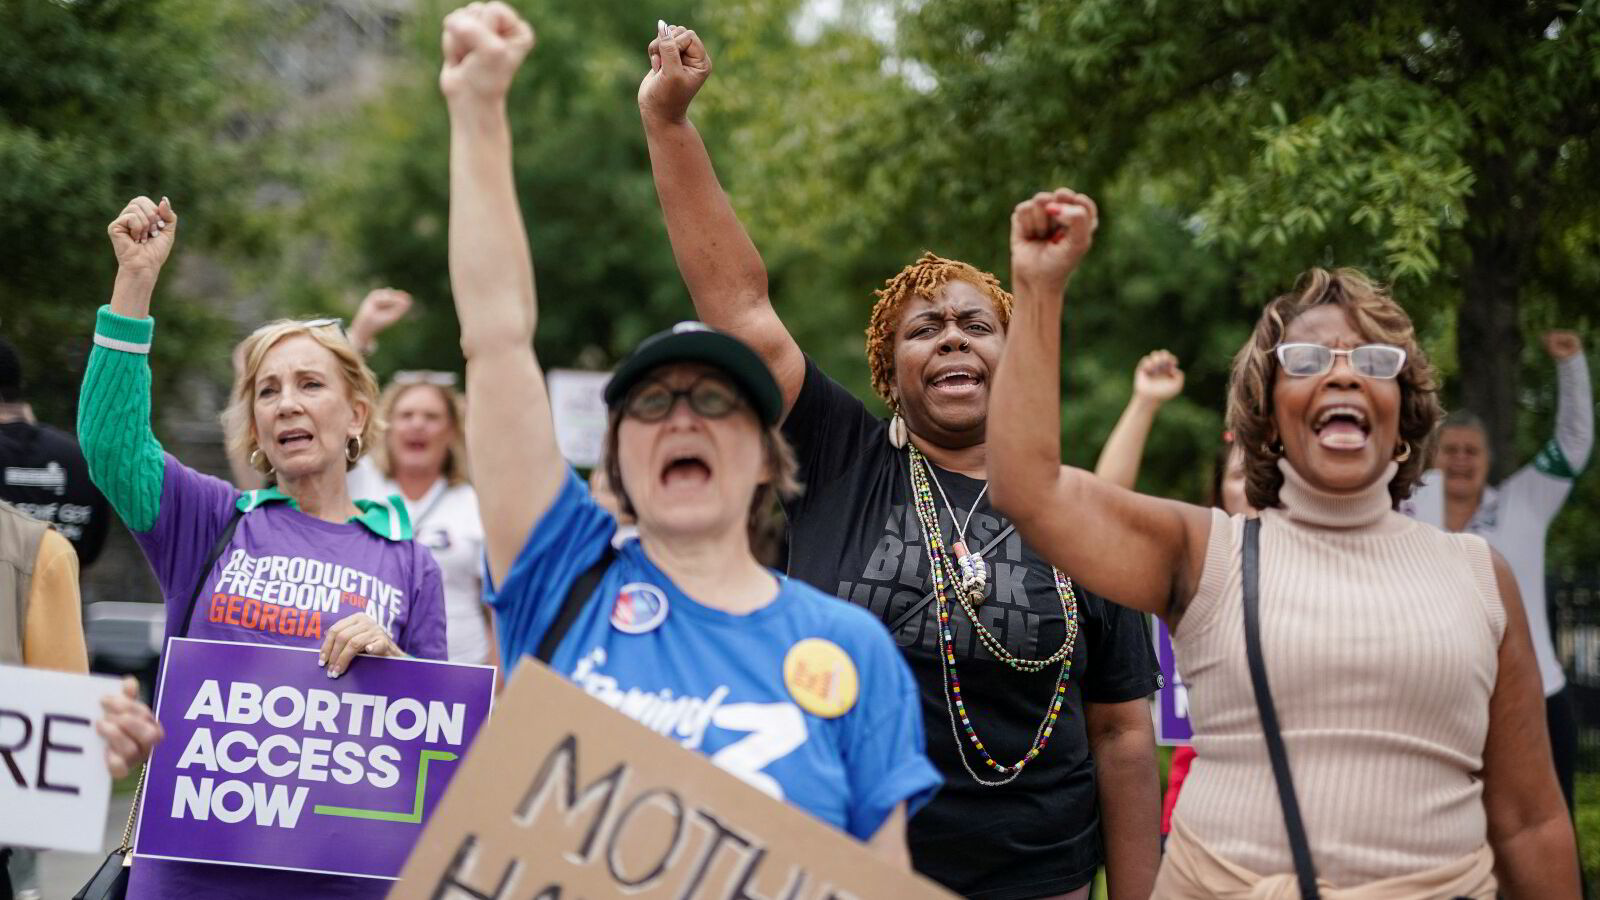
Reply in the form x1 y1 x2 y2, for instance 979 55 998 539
80 195 446 899
0 338 110 568
439 2 939 861
640 25 1161 899
989 187 1576 896
1405 330 1591 817
348 370 494 669
0 500 160 900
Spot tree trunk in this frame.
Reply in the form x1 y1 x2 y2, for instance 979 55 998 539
1457 240 1523 483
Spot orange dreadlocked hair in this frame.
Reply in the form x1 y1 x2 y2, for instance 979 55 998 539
866 251 1015 405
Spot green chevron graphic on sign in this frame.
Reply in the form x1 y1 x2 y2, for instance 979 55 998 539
311 749 458 823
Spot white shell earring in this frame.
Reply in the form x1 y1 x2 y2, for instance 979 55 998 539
889 413 908 450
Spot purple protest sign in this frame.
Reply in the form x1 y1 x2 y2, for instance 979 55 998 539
133 637 493 879
1153 615 1192 745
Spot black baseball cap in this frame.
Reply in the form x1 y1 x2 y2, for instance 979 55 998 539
604 322 783 426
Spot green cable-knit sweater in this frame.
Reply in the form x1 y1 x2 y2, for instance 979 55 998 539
78 306 167 532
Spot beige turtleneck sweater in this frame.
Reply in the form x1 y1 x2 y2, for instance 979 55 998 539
1168 460 1504 888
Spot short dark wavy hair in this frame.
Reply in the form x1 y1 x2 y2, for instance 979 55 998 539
1225 267 1443 510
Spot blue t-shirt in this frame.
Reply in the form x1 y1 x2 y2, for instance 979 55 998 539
489 470 941 840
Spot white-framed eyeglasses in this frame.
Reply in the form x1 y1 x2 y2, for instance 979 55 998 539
1274 343 1407 379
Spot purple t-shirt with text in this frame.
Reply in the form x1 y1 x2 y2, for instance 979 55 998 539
127 456 446 899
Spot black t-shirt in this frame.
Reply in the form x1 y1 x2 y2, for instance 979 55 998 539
781 358 1160 900
0 420 110 567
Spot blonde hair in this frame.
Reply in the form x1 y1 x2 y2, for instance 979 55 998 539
224 320 382 476
1225 267 1443 510
866 252 1014 406
370 381 469 486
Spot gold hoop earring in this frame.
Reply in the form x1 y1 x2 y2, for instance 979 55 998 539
346 435 363 463
1262 440 1283 457
249 448 273 474
1394 441 1412 463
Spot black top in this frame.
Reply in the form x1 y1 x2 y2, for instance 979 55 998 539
0 420 110 568
781 358 1160 900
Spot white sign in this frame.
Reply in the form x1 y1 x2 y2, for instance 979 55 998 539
0 664 121 852
547 369 612 468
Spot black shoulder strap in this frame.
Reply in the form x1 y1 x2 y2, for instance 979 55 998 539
178 509 244 640
536 545 615 664
1242 516 1320 900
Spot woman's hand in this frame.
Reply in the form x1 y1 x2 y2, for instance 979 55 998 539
348 287 413 354
439 1 534 108
1133 350 1184 405
108 196 177 281
639 23 712 126
96 676 163 779
1542 329 1582 360
1010 188 1098 298
320 613 402 678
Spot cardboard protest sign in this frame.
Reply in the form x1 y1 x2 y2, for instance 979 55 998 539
392 661 956 900
1152 615 1191 745
0 663 121 852
134 638 494 879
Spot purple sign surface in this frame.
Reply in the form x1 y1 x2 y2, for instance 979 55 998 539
1153 615 1192 745
134 638 493 879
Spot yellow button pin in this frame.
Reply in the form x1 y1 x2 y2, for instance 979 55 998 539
783 638 859 719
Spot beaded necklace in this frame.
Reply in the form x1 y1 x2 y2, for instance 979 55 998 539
907 445 1080 786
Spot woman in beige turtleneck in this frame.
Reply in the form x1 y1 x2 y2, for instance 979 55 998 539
987 188 1576 899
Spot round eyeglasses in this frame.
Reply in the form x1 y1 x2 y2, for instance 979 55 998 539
1274 343 1406 379
623 377 744 422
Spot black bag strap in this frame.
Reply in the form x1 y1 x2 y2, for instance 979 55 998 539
178 509 244 640
888 523 1017 634
1242 516 1320 900
536 546 615 664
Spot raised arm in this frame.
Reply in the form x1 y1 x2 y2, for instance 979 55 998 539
1540 330 1592 476
1093 350 1184 489
440 2 557 586
78 197 178 532
638 23 804 415
988 190 1212 621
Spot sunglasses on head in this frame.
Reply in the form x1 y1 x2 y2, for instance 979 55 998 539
623 376 745 422
1274 343 1406 379
302 317 347 338
392 370 458 388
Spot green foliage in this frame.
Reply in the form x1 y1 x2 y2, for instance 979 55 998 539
0 0 287 426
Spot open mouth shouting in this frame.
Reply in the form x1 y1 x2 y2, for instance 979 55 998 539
660 451 714 489
928 366 985 398
1311 403 1370 451
277 428 315 451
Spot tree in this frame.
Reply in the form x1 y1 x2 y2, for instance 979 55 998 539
0 0 288 426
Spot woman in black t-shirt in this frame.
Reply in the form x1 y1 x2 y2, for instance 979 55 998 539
639 25 1162 900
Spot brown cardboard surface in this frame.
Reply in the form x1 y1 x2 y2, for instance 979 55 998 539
390 660 954 900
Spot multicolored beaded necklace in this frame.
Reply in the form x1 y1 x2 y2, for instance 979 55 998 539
907 444 1080 786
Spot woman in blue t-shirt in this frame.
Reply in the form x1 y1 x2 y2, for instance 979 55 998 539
437 2 939 861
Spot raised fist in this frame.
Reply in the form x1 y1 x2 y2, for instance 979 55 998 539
639 21 712 125
354 288 413 336
1542 330 1582 360
439 1 535 104
1010 188 1098 296
1133 350 1184 404
108 196 177 279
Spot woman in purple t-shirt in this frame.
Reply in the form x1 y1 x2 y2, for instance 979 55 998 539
78 195 447 899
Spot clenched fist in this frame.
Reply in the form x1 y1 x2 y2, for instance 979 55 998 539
1010 188 1098 297
1542 330 1582 361
1133 350 1185 404
440 1 535 105
639 21 712 126
108 196 177 280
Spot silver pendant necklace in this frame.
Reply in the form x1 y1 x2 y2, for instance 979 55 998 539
922 461 989 606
